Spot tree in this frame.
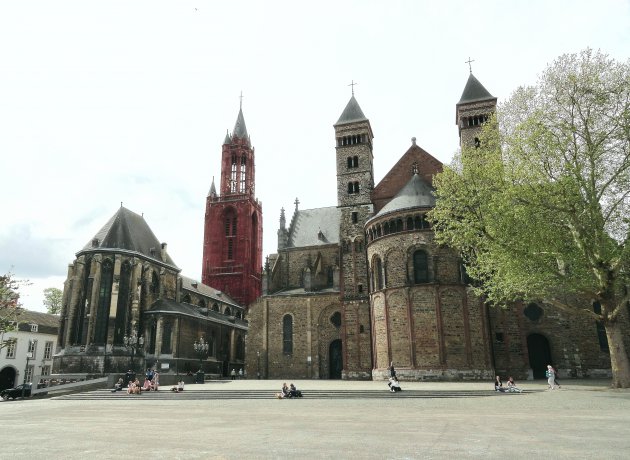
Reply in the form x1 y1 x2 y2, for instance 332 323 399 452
0 272 26 351
43 287 63 315
429 49 630 387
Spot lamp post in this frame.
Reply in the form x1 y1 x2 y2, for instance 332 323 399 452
22 339 33 399
257 350 260 380
123 329 144 373
193 337 209 384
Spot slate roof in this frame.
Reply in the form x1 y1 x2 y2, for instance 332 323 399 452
287 206 341 248
145 298 247 330
0 308 60 334
233 107 248 138
335 96 367 126
369 173 435 222
458 73 495 104
180 275 240 308
80 207 178 268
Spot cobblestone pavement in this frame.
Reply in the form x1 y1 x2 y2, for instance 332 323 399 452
2 379 629 459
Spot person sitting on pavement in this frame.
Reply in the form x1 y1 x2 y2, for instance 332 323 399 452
506 376 523 393
142 377 152 391
388 376 402 392
111 378 124 393
171 380 185 392
289 383 302 397
494 376 506 392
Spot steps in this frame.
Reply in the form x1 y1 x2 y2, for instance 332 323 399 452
53 388 535 401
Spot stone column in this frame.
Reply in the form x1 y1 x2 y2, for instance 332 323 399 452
155 317 163 356
65 256 86 346
229 329 236 364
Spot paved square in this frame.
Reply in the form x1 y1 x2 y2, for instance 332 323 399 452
2 379 629 459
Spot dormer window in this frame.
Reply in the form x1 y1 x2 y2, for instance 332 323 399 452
30 324 38 333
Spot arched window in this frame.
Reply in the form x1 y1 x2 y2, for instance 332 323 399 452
230 155 237 192
414 215 422 230
283 314 293 354
240 156 247 193
224 209 237 260
199 299 206 308
212 303 219 312
396 219 403 232
413 250 429 283
330 312 342 328
151 271 160 295
406 216 413 230
224 306 232 316
375 257 384 290
114 261 132 345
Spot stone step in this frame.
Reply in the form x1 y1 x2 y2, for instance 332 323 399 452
53 389 534 401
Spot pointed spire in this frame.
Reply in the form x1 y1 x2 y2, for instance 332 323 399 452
208 176 217 197
458 73 494 104
233 93 249 139
280 207 286 229
335 95 367 126
223 129 231 145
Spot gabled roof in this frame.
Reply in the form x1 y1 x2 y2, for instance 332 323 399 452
80 207 178 267
233 107 248 138
370 173 435 222
334 96 367 126
287 207 341 248
458 73 495 104
0 308 60 331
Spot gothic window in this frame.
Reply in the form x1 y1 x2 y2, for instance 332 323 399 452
593 302 609 351
114 261 132 345
94 259 113 345
74 256 92 344
230 156 237 192
227 239 234 259
149 322 157 354
225 306 232 316
151 271 160 295
212 303 219 312
413 250 429 283
283 314 293 354
232 218 237 235
162 320 173 354
240 156 247 193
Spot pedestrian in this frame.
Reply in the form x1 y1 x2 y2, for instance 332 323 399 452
238 368 243 379
231 368 236 380
389 361 396 379
546 365 556 390
552 366 561 388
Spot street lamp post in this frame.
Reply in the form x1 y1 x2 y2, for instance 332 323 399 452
123 329 144 373
257 351 260 380
193 337 209 384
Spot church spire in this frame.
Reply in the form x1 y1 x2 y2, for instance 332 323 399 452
208 176 217 197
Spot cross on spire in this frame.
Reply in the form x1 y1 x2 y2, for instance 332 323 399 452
348 80 358 96
294 197 300 211
239 91 244 109
465 57 475 74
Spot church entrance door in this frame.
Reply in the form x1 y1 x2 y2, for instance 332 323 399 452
329 339 342 379
0 366 17 391
527 334 551 379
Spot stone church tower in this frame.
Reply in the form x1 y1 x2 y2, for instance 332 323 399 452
335 95 374 378
455 72 497 148
201 105 263 306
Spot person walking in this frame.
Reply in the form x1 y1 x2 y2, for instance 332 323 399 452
546 365 556 390
389 362 396 379
231 369 236 380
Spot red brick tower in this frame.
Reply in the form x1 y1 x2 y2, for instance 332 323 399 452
201 104 263 306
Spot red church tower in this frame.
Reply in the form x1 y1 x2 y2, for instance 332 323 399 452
201 103 263 306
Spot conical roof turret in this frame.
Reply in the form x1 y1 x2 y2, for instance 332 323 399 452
233 107 248 139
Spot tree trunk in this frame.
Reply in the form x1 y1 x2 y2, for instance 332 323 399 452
605 320 630 388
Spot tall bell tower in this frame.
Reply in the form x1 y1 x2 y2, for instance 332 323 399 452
201 102 263 306
455 69 497 149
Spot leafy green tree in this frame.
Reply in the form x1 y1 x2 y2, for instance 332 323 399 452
0 272 26 351
43 287 63 315
430 49 630 387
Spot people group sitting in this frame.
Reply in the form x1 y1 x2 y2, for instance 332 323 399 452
127 378 142 395
388 376 402 392
111 378 124 393
276 382 302 398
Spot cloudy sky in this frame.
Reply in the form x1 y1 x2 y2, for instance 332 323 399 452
1 0 629 312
